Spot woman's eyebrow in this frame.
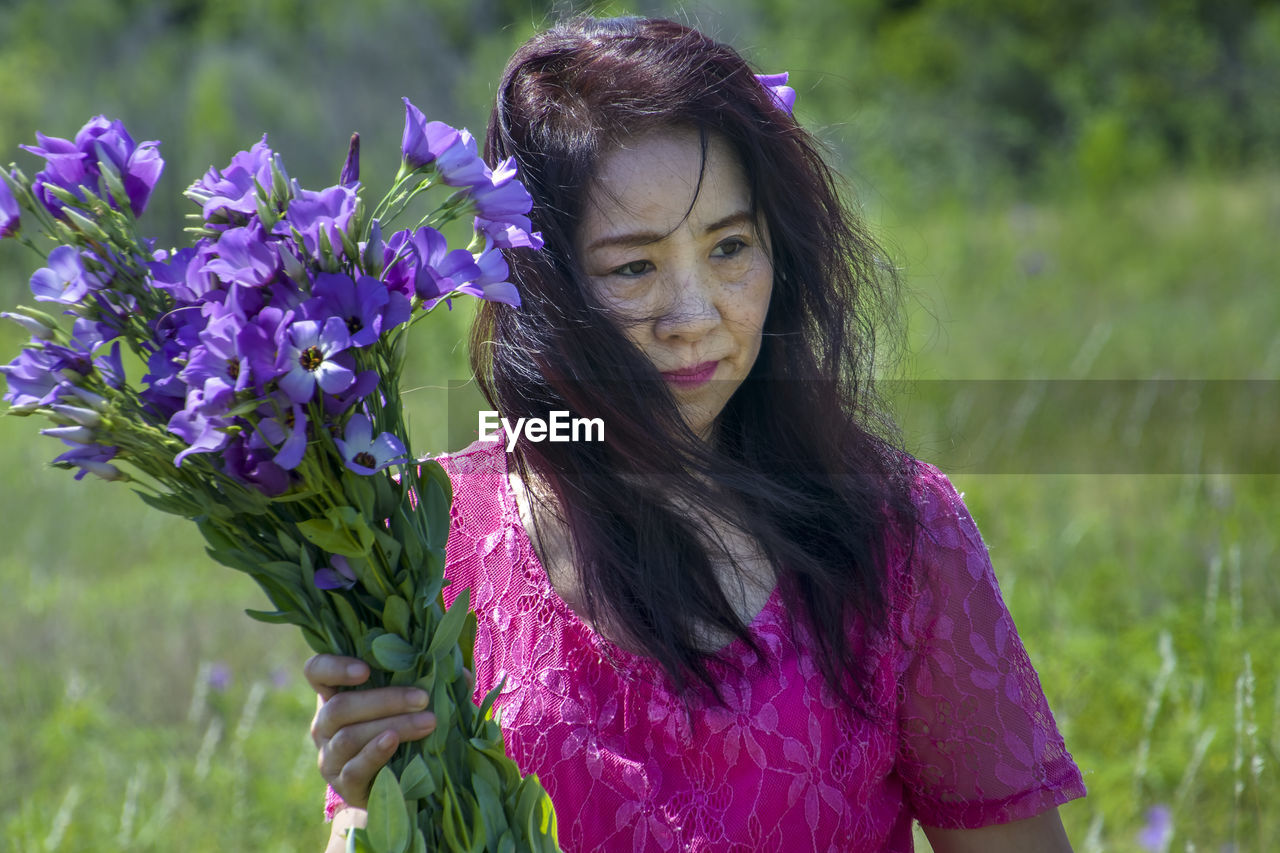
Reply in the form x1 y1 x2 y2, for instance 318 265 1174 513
585 209 755 252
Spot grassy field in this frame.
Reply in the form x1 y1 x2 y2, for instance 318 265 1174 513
2 171 1276 851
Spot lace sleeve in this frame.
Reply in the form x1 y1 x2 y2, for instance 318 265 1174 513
893 465 1086 828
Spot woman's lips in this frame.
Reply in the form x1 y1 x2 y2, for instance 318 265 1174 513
661 360 718 387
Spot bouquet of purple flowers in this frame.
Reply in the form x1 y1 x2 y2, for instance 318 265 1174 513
0 102 559 853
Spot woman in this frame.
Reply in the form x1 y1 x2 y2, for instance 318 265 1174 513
309 16 1086 852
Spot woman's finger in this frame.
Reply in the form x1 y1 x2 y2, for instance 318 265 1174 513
311 686 431 745
317 711 437 781
330 728 400 809
303 654 371 700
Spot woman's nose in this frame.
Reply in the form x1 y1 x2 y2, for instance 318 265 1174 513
654 268 719 341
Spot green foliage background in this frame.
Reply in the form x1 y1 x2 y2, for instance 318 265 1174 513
1 0 1277 850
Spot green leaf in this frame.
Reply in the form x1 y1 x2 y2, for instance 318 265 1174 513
244 608 308 626
459 610 477 674
477 678 505 726
399 755 436 800
370 633 418 673
423 685 453 754
383 595 411 640
344 473 378 518
365 766 410 853
374 529 403 577
330 592 363 643
134 488 198 518
301 627 331 654
427 587 471 660
275 529 302 559
470 761 507 847
409 829 427 853
297 506 375 557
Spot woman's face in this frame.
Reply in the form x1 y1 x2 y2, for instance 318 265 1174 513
576 128 774 439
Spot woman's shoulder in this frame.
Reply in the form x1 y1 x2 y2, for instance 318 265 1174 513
427 437 514 536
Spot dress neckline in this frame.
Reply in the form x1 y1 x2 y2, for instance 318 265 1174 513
490 444 783 669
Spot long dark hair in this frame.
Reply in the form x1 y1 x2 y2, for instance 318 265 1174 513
472 16 919 713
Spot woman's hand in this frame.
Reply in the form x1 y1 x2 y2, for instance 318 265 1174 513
305 654 439 810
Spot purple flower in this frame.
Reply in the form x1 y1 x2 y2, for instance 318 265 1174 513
1 310 57 341
148 246 217 304
180 311 255 415
308 271 410 347
463 242 522 307
22 117 163 217
187 137 275 220
340 133 360 187
1136 804 1172 852
85 119 164 217
207 662 232 692
755 72 797 116
51 441 125 481
474 215 543 251
30 246 98 304
168 396 233 466
224 436 292 496
314 554 357 590
400 99 464 170
434 128 489 188
0 176 19 238
322 368 378 417
334 413 408 475
251 399 309 470
202 222 280 287
383 226 481 303
277 317 355 403
276 184 357 258
21 132 97 216
1 346 65 407
472 158 533 218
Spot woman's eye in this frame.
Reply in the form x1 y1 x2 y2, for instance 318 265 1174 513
611 260 652 277
714 238 748 258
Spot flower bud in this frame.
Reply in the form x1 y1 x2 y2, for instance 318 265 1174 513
361 220 385 277
270 153 291 205
50 404 102 428
279 245 308 285
41 424 96 444
66 386 110 411
1 310 57 340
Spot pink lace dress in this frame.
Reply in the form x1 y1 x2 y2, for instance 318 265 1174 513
329 439 1086 850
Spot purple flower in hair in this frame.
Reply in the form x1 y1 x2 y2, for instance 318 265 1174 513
276 317 355 403
755 72 797 116
335 414 408 475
